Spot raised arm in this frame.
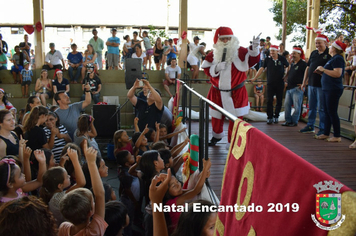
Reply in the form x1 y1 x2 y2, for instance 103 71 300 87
127 79 140 106
66 147 86 192
82 83 92 109
84 143 105 218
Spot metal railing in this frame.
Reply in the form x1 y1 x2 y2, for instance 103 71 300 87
341 85 356 123
178 78 238 205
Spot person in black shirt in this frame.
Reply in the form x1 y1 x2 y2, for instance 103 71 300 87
127 79 163 131
252 45 289 124
282 47 307 127
19 34 31 57
0 34 8 54
80 64 102 104
300 34 331 135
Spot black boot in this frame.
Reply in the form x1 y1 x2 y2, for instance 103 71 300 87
208 137 222 146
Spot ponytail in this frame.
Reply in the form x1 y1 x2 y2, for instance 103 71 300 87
23 105 48 132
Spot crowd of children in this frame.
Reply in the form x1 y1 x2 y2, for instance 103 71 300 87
0 99 216 236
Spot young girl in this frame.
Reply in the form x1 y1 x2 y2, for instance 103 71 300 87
105 201 129 236
165 158 211 231
254 79 265 111
40 147 85 226
113 129 134 155
44 112 72 163
159 124 186 145
22 95 41 124
132 127 151 156
0 150 46 203
123 35 133 59
172 200 217 236
59 143 82 186
23 105 49 150
73 114 101 159
82 156 108 189
139 28 153 70
116 150 141 236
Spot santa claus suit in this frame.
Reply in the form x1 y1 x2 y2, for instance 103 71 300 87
202 28 260 143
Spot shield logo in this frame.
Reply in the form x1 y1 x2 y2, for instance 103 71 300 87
316 193 342 224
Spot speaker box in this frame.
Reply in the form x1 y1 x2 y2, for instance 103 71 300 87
92 105 120 138
125 58 142 89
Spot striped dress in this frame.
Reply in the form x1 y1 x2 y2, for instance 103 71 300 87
43 125 68 162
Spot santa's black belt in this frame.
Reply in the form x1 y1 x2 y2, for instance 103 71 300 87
213 80 245 92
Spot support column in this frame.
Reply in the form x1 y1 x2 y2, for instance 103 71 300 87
178 0 188 69
33 0 45 69
306 0 320 57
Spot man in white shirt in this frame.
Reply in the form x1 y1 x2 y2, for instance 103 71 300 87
42 43 66 70
164 58 181 97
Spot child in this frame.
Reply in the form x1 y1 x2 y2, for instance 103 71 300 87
104 201 129 236
172 200 217 236
254 79 265 111
0 196 58 236
20 61 33 97
123 35 133 59
116 150 142 236
0 150 46 203
40 147 85 226
82 156 108 189
132 127 150 156
144 122 160 145
59 144 107 235
139 28 153 70
113 129 134 155
159 124 186 145
165 158 211 231
59 143 82 186
158 149 183 175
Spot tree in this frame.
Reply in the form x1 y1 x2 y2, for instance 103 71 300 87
270 0 356 45
148 25 168 46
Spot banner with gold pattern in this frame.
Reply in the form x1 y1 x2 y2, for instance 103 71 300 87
215 119 356 236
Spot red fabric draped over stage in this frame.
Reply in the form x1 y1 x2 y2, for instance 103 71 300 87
216 119 355 235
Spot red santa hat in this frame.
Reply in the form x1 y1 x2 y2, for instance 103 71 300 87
332 40 347 51
292 47 305 60
214 27 234 44
53 69 62 79
315 34 329 43
270 45 279 51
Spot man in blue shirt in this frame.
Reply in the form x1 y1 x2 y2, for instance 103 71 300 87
106 28 120 70
67 44 83 83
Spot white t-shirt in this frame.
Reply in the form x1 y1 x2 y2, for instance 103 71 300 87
45 50 63 65
124 41 132 49
132 52 147 61
165 65 181 79
189 43 198 54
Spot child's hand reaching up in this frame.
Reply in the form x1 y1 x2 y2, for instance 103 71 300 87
33 150 46 164
143 124 149 134
134 117 139 125
67 147 79 162
136 155 142 164
149 168 171 204
84 145 98 164
23 147 32 161
203 158 211 178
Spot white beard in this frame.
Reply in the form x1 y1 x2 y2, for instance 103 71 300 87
213 36 240 64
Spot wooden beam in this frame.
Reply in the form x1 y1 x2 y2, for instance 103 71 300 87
33 0 45 69
306 0 320 57
282 0 287 48
178 0 188 69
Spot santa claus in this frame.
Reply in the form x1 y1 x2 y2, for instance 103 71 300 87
201 26 260 147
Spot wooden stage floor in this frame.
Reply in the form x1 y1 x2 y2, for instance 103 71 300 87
189 120 356 199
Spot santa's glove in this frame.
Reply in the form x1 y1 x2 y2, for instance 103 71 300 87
252 35 260 51
215 62 227 73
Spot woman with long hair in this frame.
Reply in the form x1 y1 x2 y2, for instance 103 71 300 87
153 37 164 70
0 109 19 157
35 69 52 106
81 44 98 81
315 40 347 142
23 105 49 150
22 95 41 125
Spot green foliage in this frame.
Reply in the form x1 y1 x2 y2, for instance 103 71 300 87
270 0 356 45
148 25 168 46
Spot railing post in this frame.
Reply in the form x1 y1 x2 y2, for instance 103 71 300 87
205 101 209 161
199 98 205 172
348 88 355 122
188 86 192 136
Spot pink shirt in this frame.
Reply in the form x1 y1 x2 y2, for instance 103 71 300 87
0 189 27 203
58 214 108 236
166 197 181 232
115 142 133 155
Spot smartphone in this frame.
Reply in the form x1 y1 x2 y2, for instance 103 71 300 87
139 80 144 87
